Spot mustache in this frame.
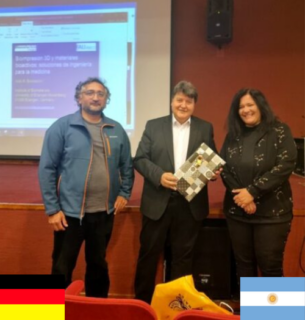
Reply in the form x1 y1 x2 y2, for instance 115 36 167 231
82 105 106 115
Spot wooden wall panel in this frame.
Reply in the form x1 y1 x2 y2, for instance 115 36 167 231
284 216 305 277
0 206 304 299
172 0 304 149
0 208 164 297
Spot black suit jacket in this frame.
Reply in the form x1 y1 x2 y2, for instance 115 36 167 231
134 115 216 221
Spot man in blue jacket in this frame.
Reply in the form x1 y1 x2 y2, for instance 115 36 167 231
39 77 134 297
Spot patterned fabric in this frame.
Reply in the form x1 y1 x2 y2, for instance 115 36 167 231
151 275 232 320
175 143 225 202
220 122 297 220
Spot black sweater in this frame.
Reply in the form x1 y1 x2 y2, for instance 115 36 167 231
220 122 297 223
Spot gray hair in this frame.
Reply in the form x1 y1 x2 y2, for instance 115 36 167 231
171 80 198 103
74 77 111 107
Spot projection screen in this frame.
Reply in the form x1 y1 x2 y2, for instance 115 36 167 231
0 0 172 157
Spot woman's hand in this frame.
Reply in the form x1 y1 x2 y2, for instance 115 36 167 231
243 202 257 215
232 188 254 207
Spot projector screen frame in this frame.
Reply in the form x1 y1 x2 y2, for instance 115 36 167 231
0 0 173 159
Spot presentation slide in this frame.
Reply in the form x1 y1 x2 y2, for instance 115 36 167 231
12 42 100 119
0 1 172 156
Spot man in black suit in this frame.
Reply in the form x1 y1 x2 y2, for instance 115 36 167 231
134 80 217 303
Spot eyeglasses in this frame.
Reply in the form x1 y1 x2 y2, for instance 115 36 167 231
81 90 106 98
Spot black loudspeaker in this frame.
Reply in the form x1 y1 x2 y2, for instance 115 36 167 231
207 0 233 47
192 219 237 299
294 138 305 176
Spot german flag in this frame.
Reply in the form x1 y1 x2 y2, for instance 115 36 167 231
0 275 65 320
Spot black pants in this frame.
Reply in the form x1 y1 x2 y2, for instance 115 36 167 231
226 217 292 278
134 194 202 304
51 212 114 297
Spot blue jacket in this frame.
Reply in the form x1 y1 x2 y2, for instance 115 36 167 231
38 110 134 219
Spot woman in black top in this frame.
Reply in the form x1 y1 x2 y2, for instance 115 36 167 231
221 88 297 277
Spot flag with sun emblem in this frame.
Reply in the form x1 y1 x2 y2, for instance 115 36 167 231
240 277 305 320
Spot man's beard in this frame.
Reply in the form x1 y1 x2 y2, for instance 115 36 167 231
82 104 106 115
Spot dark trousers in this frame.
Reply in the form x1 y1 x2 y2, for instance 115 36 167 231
134 194 202 304
226 217 292 278
52 212 114 297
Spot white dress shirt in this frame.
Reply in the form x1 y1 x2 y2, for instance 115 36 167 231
172 115 191 172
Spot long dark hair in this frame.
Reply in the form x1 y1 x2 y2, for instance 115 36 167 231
226 88 278 139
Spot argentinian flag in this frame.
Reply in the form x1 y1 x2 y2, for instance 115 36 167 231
240 277 305 320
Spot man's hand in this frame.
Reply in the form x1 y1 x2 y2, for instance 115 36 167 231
243 202 257 215
232 188 254 208
160 172 178 190
48 211 68 231
114 195 128 215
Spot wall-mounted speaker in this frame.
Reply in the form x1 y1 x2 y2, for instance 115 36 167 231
207 0 233 47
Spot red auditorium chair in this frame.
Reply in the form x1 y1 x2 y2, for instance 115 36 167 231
173 310 240 320
65 280 158 320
